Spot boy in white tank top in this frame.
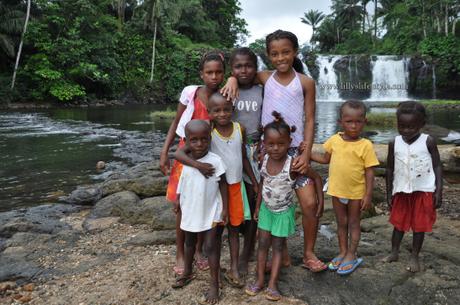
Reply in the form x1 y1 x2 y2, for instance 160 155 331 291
384 101 443 273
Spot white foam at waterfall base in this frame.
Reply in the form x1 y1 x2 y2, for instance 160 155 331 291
316 55 341 102
369 55 409 102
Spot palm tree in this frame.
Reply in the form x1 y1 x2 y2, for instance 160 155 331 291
11 0 31 90
332 0 362 31
301 9 325 42
0 3 24 58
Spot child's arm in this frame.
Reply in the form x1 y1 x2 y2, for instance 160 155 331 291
220 72 271 100
253 178 264 221
241 126 258 194
218 175 229 225
174 145 215 178
310 151 331 164
292 76 316 174
159 103 187 175
427 136 443 208
362 167 375 211
304 168 325 218
386 140 395 208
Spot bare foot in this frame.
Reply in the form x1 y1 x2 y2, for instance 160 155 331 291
382 252 399 263
199 285 219 305
238 259 249 277
407 256 420 273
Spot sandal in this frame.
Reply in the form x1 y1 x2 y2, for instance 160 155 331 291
301 258 327 273
245 283 263 296
195 258 210 271
171 274 195 289
327 257 343 271
224 271 244 288
265 287 281 301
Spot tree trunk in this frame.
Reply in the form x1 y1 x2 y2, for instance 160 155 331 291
11 0 31 90
453 18 457 35
421 0 427 38
117 0 126 31
445 2 449 36
374 0 377 40
149 0 159 83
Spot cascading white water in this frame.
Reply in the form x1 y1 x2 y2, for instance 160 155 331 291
432 65 437 99
297 53 312 78
256 55 266 72
369 55 409 101
316 55 341 102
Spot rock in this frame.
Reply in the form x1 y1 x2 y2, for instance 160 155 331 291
66 186 103 205
100 176 168 197
127 230 176 246
110 196 175 228
88 191 140 219
0 281 16 292
96 161 106 170
82 217 120 233
22 283 34 292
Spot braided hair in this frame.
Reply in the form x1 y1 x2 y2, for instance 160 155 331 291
262 111 297 137
199 50 225 72
265 30 304 74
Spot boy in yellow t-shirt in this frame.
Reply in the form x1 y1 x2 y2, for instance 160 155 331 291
311 100 379 275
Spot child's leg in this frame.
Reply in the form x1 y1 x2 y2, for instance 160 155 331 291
240 182 257 275
255 229 272 288
342 199 362 262
332 197 348 260
408 232 424 272
194 233 208 270
175 209 185 270
183 231 197 277
202 227 221 303
296 184 321 263
383 228 404 262
228 224 241 280
267 236 285 292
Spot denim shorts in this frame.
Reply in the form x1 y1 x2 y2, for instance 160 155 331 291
287 147 314 189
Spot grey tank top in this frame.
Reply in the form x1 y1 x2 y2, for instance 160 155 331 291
232 85 263 143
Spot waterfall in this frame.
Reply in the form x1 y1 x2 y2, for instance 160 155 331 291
316 55 341 102
432 64 437 99
256 55 266 71
297 53 312 77
369 55 409 101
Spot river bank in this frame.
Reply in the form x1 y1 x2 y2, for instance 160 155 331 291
1 161 459 305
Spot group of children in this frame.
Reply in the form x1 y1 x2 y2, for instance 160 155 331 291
159 30 443 304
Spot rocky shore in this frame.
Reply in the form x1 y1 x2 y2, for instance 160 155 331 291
1 161 459 305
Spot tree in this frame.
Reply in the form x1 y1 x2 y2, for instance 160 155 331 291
301 9 325 43
11 0 31 89
0 1 24 59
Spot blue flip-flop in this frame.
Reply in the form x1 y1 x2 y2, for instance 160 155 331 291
327 257 343 271
336 258 363 275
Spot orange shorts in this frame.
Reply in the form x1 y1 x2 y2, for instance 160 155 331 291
166 139 186 203
228 183 244 227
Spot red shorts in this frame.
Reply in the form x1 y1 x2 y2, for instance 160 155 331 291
389 192 436 233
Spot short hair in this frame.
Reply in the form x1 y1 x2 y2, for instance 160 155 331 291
396 101 426 121
339 100 367 118
229 47 258 69
208 92 231 109
263 111 296 137
184 119 210 138
199 50 225 72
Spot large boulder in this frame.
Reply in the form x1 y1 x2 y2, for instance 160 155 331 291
65 186 103 205
88 191 140 219
100 176 168 198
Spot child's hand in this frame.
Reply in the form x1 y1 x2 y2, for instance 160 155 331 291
292 154 309 175
316 200 324 218
197 162 215 178
221 210 228 226
220 76 239 101
434 192 442 209
172 200 180 214
159 151 170 175
298 141 308 153
361 196 372 211
253 208 260 221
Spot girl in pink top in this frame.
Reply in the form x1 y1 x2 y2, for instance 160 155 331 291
222 30 326 272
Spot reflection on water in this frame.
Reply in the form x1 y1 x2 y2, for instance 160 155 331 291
0 103 459 212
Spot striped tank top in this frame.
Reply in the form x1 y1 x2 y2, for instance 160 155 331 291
261 70 305 147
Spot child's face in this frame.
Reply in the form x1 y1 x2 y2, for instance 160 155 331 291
186 128 210 159
397 113 424 143
208 97 233 127
267 38 297 73
338 106 366 140
231 54 257 88
200 60 224 90
264 129 291 161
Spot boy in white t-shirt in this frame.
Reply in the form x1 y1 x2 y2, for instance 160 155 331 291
172 120 228 305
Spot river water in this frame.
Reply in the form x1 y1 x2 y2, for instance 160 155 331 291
1 103 459 211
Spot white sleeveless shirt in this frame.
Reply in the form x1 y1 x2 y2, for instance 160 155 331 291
210 122 243 184
392 133 436 195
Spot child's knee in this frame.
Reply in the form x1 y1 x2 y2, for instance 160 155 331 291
258 236 271 250
272 238 284 253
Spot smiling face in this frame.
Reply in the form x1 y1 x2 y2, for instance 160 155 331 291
231 54 257 88
338 105 367 140
208 94 233 127
397 113 424 144
200 60 224 90
263 128 291 161
267 38 297 73
185 121 211 159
